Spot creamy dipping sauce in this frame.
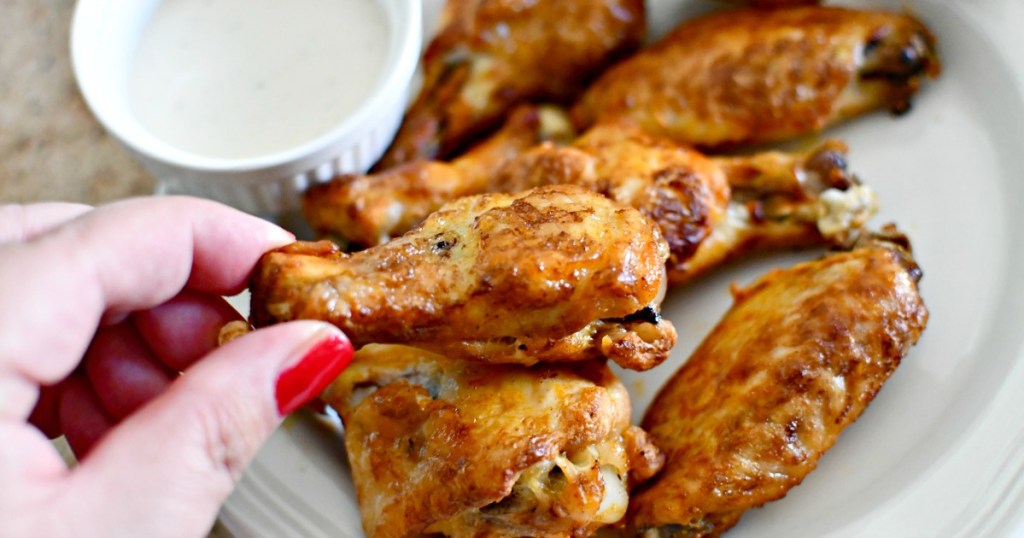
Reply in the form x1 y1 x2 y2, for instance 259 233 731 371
130 0 387 160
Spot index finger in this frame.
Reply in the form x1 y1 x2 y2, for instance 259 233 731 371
0 202 93 244
0 196 293 390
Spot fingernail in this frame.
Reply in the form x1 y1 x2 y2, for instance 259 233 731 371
275 331 353 416
264 222 295 246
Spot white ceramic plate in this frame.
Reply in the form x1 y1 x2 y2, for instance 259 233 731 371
220 0 1024 536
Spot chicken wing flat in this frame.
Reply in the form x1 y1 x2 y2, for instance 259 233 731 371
251 184 676 370
629 229 929 537
720 0 821 7
373 0 644 169
500 123 875 285
571 6 940 148
323 344 664 538
304 104 574 247
302 120 875 285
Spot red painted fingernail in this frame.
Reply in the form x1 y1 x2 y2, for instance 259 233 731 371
275 333 353 416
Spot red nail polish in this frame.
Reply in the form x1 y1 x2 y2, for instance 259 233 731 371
275 334 353 416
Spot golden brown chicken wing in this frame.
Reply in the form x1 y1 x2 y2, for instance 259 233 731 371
303 121 875 285
675 138 875 285
571 6 940 148
720 0 821 7
251 184 676 370
373 0 644 169
323 344 664 538
500 124 875 285
629 229 929 537
304 104 574 247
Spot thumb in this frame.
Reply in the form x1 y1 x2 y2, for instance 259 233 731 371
60 321 351 538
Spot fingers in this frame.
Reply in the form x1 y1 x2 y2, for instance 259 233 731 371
83 324 174 421
59 377 115 457
133 289 243 371
0 196 293 402
0 202 92 244
27 384 62 439
62 322 351 538
0 423 71 536
35 290 241 444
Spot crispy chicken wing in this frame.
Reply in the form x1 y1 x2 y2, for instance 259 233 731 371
251 185 676 370
675 137 875 285
629 229 929 537
501 124 875 285
304 105 574 247
374 0 644 169
571 6 940 148
323 344 664 538
721 0 821 7
303 121 875 284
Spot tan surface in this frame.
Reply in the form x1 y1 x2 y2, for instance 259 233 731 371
0 0 153 206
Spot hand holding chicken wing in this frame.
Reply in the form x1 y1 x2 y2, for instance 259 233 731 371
252 184 676 370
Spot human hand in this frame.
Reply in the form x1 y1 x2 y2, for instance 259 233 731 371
0 197 353 537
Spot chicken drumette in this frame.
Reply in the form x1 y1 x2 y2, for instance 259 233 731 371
305 104 574 247
304 120 875 285
252 184 676 371
373 0 644 169
324 344 663 538
630 228 929 537
571 6 940 148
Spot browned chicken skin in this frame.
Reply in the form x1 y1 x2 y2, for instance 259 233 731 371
499 124 876 285
629 229 929 537
721 0 821 7
323 344 664 538
252 185 676 370
374 0 645 169
304 120 875 285
571 6 940 148
304 105 575 247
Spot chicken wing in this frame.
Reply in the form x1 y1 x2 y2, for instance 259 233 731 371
571 6 940 148
502 124 875 285
251 184 676 370
675 137 875 285
303 121 874 284
629 228 929 537
323 344 664 538
373 0 645 169
721 0 821 7
304 104 574 247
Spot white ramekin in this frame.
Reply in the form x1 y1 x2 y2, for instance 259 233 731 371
70 0 421 216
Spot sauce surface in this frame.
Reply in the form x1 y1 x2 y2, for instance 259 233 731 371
130 0 387 160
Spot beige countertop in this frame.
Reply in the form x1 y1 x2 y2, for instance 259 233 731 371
1 0 154 206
